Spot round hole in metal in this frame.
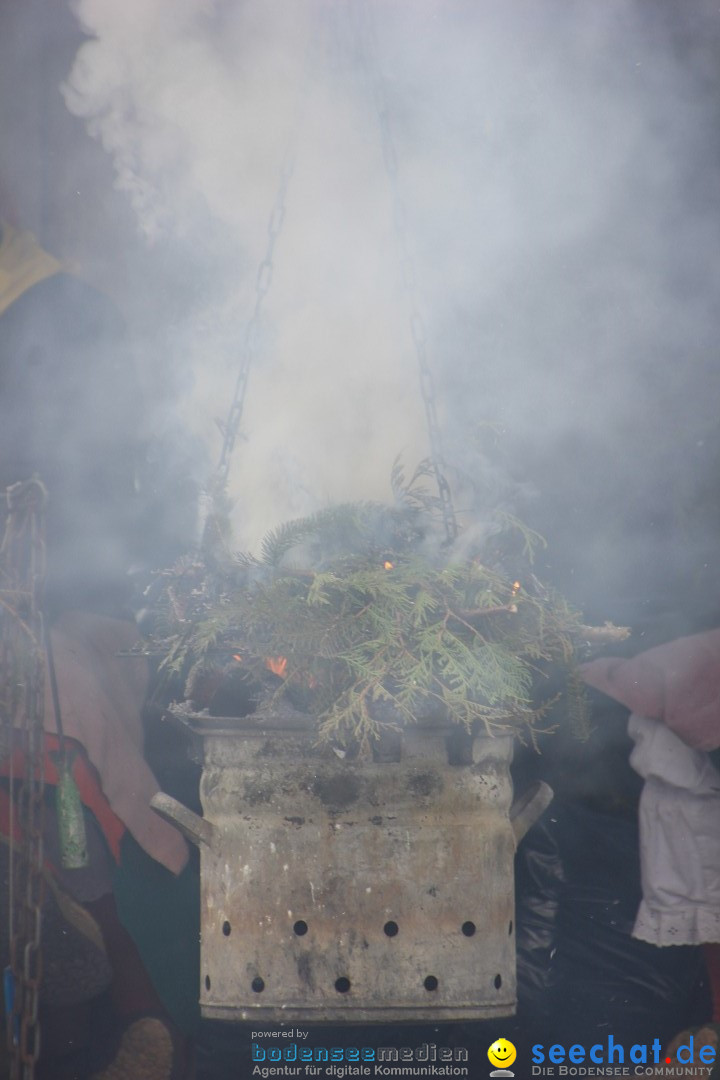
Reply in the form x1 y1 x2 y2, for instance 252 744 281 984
205 975 211 991
293 920 308 936
383 921 399 937
334 977 351 994
424 975 439 992
494 974 502 990
252 977 265 993
461 921 476 937
222 920 232 937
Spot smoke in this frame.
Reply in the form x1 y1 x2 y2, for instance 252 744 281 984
61 0 720 617
62 0 431 549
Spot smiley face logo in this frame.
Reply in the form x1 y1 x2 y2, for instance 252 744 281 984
488 1038 517 1071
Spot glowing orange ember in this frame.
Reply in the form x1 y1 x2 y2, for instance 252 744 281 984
265 656 288 678
511 581 521 596
232 654 243 663
384 561 394 570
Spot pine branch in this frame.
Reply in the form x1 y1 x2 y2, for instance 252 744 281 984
146 482 594 746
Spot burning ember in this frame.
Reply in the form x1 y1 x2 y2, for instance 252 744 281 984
145 493 614 751
265 656 288 678
233 653 288 677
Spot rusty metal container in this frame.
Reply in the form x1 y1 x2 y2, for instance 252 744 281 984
153 708 551 1023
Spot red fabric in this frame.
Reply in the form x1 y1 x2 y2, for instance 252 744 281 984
44 612 188 874
581 628 720 752
0 787 23 845
0 733 126 861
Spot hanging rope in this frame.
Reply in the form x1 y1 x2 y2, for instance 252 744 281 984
0 477 47 1080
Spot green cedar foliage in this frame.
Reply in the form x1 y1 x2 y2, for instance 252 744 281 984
147 471 586 750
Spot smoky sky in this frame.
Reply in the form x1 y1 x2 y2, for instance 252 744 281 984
50 0 720 623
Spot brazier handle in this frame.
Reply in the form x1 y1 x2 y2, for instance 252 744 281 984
509 780 553 844
150 791 216 850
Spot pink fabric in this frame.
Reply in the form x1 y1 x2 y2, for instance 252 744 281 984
581 628 720 752
45 611 189 874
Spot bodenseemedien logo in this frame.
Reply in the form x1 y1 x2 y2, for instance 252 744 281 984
250 1037 471 1075
488 1038 516 1077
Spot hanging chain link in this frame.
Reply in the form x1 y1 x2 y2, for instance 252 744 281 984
213 1 458 546
215 159 295 490
0 478 47 1080
352 0 458 544
213 6 329 496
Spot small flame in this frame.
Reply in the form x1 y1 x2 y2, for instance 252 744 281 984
232 654 243 663
266 656 288 678
384 561 394 570
511 581 521 597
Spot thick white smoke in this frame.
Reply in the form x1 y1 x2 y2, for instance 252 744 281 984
62 0 720 614
63 0 432 549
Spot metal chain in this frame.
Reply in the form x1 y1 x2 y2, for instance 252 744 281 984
352 0 458 544
213 6 331 496
0 478 47 1079
213 1 457 546
215 159 295 489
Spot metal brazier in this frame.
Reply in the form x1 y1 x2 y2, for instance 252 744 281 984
152 710 550 1023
